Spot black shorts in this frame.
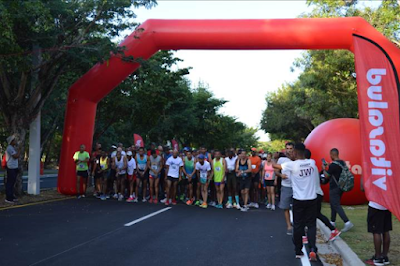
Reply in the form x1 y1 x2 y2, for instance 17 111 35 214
137 170 149 180
240 177 251 190
94 171 105 179
77 170 89 178
180 179 189 185
252 172 260 184
116 173 126 180
167 176 179 182
367 206 392 234
264 180 275 187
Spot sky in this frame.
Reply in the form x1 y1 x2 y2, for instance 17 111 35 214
129 0 380 141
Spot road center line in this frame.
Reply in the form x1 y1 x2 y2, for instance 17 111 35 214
124 207 172 226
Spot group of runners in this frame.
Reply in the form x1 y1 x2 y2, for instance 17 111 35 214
73 141 392 263
74 143 278 212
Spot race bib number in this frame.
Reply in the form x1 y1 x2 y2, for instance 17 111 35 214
79 163 85 169
100 165 105 169
251 165 256 169
215 166 221 171
138 163 146 170
151 165 158 170
200 172 207 179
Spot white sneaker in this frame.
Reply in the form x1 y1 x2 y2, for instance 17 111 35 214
342 221 354 232
330 221 336 227
133 198 138 203
266 203 271 209
142 198 147 203
113 193 118 199
226 203 233 209
248 202 254 208
271 205 276 211
240 207 248 212
254 203 259 209
118 195 124 201
236 204 241 210
209 201 216 207
160 198 167 203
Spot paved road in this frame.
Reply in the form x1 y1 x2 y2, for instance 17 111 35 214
0 175 58 191
0 198 323 266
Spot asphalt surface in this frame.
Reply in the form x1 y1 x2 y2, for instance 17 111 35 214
0 175 58 191
0 198 324 266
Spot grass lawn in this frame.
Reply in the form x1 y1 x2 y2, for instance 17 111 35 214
321 202 400 265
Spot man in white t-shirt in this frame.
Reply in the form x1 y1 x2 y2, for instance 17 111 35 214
225 149 239 209
274 143 318 261
165 150 184 206
195 154 212 209
275 142 294 235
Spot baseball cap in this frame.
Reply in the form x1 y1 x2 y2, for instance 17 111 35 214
251 148 257 152
198 154 205 159
7 135 16 145
127 151 133 156
259 149 264 153
111 145 117 149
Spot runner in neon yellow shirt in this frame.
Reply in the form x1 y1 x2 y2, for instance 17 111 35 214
73 144 90 198
212 150 226 209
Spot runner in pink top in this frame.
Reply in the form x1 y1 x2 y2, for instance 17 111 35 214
262 153 276 210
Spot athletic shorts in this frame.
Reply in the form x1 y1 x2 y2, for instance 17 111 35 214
226 172 237 187
214 181 224 186
149 173 161 179
77 170 89 178
137 170 149 180
239 177 251 190
367 206 392 234
127 174 137 181
199 177 210 185
116 173 126 180
180 179 189 185
279 186 293 210
264 180 275 187
252 172 260 184
167 176 179 182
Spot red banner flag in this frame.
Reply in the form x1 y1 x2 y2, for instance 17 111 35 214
171 139 179 151
133 134 144 148
354 35 400 218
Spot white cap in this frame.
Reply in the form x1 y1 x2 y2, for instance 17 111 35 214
127 151 133 156
111 145 117 149
7 135 15 145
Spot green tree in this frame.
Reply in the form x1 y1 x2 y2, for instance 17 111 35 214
0 0 156 194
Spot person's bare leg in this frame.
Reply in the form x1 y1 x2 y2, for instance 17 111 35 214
149 178 154 199
136 179 141 199
82 178 87 195
285 209 292 230
172 181 178 200
120 177 125 196
188 183 193 199
219 183 225 205
102 178 107 195
142 179 148 200
269 187 275 205
202 184 208 203
373 233 383 258
166 180 172 201
267 189 272 205
383 232 390 257
196 182 201 201
76 175 81 195
155 179 160 201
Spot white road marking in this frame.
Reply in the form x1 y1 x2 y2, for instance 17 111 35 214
301 245 312 266
124 207 172 226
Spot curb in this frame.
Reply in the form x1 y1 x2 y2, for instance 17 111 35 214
317 219 364 266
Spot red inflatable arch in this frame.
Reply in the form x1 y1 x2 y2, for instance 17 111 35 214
59 18 400 219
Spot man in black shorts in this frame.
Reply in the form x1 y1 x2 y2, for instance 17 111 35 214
236 150 252 212
365 201 392 266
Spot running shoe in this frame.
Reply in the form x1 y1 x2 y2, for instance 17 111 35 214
271 205 276 211
342 221 354 232
209 201 216 207
217 204 223 209
142 198 147 203
226 202 233 209
186 199 193 205
287 229 293 235
248 202 255 208
118 195 124 201
254 203 259 209
365 256 384 266
149 198 153 204
101 195 107 201
172 199 177 205
113 193 118 199
81 194 86 198
160 198 167 203
153 198 158 204
309 251 317 262
106 195 110 199
330 221 336 227
240 206 248 212
383 256 390 265
165 200 170 206
302 236 308 245
233 202 237 208
266 203 271 209
329 229 341 241
295 251 304 259
200 202 208 209
235 204 241 210
126 197 134 203
133 198 138 203
194 200 200 206
179 194 185 201
4 199 14 204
